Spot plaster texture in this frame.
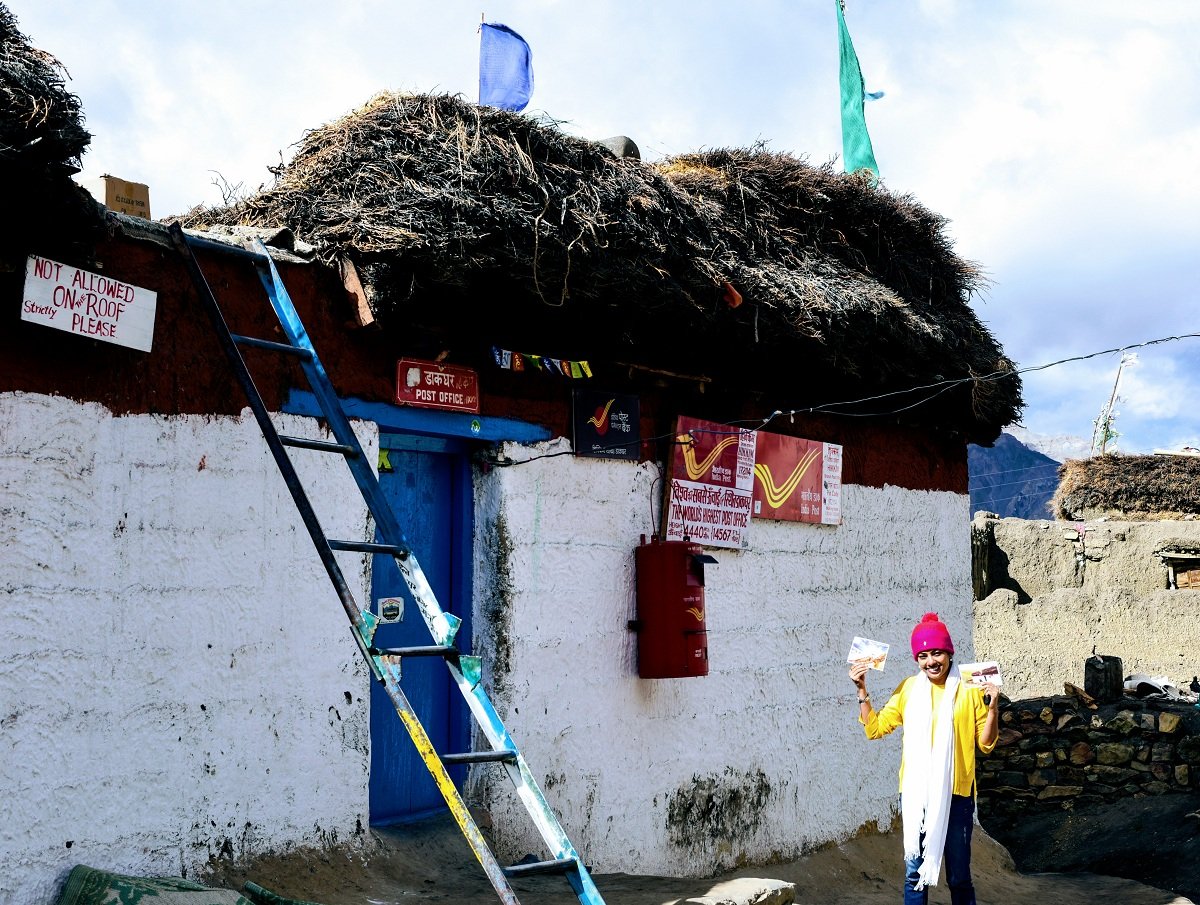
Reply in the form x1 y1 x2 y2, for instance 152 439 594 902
0 392 373 905
973 516 1200 698
469 439 974 876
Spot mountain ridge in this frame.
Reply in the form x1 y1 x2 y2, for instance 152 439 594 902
969 432 1060 519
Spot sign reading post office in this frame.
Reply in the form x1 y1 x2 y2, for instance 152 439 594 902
22 255 158 352
395 358 480 413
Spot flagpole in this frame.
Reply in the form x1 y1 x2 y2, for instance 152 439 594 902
1091 355 1131 456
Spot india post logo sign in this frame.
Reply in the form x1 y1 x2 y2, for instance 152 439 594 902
751 432 843 525
571 388 640 461
664 415 757 550
22 255 157 353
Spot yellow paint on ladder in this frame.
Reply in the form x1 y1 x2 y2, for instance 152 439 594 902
377 656 521 905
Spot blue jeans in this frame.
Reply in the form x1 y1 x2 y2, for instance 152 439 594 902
903 793 976 905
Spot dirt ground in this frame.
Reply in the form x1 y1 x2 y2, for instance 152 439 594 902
203 809 1194 905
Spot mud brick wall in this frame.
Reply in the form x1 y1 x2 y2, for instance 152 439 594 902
972 515 1200 700
978 695 1200 818
471 463 975 878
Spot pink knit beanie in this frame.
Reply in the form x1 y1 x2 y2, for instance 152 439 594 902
910 612 954 658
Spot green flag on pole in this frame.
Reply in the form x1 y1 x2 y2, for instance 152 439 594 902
836 1 879 179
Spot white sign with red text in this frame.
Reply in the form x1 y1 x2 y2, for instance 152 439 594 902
22 255 157 352
664 415 757 549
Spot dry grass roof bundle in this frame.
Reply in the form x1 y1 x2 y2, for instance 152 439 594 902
0 3 89 174
1054 455 1200 520
180 92 1021 440
0 3 100 269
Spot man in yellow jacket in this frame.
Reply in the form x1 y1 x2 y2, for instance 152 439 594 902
848 613 1000 905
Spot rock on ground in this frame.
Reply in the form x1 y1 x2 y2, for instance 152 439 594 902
682 877 794 905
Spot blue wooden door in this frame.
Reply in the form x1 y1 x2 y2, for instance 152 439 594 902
369 433 472 824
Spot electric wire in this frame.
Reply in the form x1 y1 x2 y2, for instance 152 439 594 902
491 330 1200 467
968 474 1060 492
967 461 1062 481
974 487 1059 508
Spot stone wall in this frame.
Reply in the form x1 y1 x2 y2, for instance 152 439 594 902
978 693 1200 824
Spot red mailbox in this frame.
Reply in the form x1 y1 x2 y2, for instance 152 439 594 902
632 536 716 678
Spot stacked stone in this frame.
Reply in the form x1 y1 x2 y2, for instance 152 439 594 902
977 695 1200 817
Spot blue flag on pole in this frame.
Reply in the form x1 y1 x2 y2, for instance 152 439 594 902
479 23 534 112
835 1 879 179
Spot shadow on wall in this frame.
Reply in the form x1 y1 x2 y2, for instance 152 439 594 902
971 515 1031 604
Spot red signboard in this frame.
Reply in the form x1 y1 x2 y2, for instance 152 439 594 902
751 432 842 525
395 358 480 413
664 415 757 549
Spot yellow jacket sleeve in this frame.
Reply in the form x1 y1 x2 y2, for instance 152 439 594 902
969 685 997 755
861 678 909 738
950 684 995 795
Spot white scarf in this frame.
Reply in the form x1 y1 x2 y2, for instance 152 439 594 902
900 664 960 891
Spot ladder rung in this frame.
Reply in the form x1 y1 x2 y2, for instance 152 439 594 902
231 333 312 358
503 858 578 878
279 435 359 456
442 750 517 765
373 645 460 658
329 539 409 556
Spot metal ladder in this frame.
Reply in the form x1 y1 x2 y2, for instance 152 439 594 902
168 224 605 905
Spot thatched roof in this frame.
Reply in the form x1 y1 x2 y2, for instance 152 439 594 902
177 92 1021 441
0 3 89 174
0 3 100 267
1054 454 1200 520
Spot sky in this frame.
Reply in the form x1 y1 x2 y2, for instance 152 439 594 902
14 1 1200 457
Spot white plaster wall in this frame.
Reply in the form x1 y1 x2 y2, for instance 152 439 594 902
0 393 373 905
470 439 973 877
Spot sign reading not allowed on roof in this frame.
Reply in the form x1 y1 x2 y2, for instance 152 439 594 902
22 255 157 352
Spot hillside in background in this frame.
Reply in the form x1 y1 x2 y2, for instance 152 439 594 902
969 432 1061 519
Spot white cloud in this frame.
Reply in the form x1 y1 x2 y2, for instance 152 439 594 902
916 0 960 19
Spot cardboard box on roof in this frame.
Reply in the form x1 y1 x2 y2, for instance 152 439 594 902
88 174 151 219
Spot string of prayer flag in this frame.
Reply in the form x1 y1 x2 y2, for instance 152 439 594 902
492 346 592 378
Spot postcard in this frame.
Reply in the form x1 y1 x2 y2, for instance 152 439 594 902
960 660 1004 686
847 637 889 671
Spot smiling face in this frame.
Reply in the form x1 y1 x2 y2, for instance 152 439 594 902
916 649 952 685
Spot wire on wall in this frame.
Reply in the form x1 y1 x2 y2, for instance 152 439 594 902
488 331 1200 467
